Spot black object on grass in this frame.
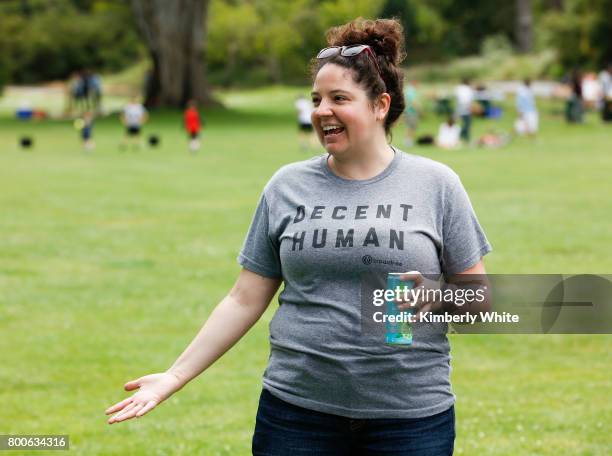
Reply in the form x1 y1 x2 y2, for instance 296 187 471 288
148 135 160 147
416 134 434 145
20 136 33 148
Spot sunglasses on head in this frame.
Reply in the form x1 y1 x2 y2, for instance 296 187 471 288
316 45 384 84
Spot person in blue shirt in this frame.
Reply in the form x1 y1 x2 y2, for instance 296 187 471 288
515 79 538 137
403 80 420 147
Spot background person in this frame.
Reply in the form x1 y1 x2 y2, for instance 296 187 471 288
566 68 584 123
515 78 539 137
120 96 148 150
105 18 491 455
436 116 461 149
581 72 601 110
64 71 81 117
78 111 95 152
599 63 612 122
455 78 474 142
474 83 492 118
403 79 420 147
72 70 88 115
294 94 316 151
88 71 103 115
184 99 202 153
477 129 511 148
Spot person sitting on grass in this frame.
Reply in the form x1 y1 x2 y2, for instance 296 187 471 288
477 129 511 148
436 116 461 149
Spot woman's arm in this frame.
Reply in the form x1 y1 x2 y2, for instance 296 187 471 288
397 259 491 317
445 259 492 314
105 268 281 424
167 268 281 385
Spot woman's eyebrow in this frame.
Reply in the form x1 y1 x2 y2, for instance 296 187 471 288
311 89 351 96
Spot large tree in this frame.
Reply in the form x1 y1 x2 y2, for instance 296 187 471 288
515 0 534 53
129 0 217 107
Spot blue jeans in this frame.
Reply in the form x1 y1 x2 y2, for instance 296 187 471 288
252 389 455 455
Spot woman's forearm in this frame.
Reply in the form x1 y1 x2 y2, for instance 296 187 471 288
443 278 492 317
166 272 280 387
445 261 492 317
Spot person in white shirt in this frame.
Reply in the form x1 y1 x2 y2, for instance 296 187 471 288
454 78 474 143
581 73 601 110
120 97 148 150
515 79 539 137
599 63 612 122
295 95 316 151
436 117 461 149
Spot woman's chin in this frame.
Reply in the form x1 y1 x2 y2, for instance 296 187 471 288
323 141 349 156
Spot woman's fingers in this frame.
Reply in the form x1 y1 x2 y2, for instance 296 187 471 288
399 271 423 286
124 378 142 391
395 271 422 310
135 400 157 417
105 397 133 415
416 302 434 321
109 401 137 424
112 403 143 423
415 301 446 320
412 295 432 312
396 297 413 311
397 294 431 311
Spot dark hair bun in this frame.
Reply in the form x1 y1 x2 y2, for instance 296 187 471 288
326 17 405 66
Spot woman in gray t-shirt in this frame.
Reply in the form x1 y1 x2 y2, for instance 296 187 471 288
105 18 491 456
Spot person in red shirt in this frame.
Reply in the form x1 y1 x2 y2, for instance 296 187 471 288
183 100 202 153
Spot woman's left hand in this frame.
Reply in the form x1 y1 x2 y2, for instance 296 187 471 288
395 271 444 321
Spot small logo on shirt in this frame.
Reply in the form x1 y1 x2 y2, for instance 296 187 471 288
362 255 402 267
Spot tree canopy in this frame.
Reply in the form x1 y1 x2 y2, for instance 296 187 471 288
0 0 610 92
0 0 141 86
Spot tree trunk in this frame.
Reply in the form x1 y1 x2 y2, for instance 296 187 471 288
545 0 563 11
516 0 534 53
267 55 282 85
129 0 219 108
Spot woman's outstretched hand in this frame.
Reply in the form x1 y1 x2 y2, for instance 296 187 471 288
105 372 184 424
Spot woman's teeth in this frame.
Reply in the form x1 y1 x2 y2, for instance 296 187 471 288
323 125 345 136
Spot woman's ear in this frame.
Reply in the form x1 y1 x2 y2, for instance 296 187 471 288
376 93 391 121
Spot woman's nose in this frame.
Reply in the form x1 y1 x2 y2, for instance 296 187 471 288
313 100 333 117
313 102 333 118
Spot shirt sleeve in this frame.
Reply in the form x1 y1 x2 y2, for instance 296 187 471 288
237 192 283 279
441 175 492 275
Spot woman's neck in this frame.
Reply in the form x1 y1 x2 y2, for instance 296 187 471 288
327 136 394 180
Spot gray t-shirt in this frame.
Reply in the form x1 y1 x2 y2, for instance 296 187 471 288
238 148 492 419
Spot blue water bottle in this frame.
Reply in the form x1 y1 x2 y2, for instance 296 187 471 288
385 273 414 345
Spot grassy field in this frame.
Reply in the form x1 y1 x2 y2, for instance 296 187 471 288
0 86 611 455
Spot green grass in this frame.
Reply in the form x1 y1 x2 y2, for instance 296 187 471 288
0 86 611 455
